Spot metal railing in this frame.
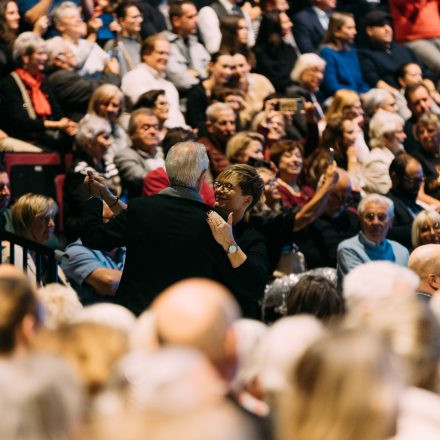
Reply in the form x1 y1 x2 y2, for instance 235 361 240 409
0 230 59 284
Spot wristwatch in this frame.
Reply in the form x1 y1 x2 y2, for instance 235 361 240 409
227 243 239 254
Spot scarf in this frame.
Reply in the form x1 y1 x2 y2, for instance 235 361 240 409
15 67 52 117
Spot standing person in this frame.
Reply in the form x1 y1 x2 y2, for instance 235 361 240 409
319 12 369 99
81 142 265 316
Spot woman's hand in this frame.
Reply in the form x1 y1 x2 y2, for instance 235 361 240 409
207 211 235 251
84 169 112 199
33 15 49 36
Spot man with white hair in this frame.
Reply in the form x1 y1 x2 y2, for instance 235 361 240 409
337 193 409 283
408 244 440 303
81 142 252 315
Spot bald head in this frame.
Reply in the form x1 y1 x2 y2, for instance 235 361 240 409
152 278 240 376
325 168 352 216
408 244 440 295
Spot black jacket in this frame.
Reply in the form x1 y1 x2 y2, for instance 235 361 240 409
292 7 325 54
81 194 268 316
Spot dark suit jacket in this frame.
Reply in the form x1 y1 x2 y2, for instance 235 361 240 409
81 193 268 316
292 7 325 54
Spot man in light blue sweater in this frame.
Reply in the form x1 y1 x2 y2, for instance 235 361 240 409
337 193 409 285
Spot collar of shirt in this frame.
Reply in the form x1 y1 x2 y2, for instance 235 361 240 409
219 0 237 14
358 231 388 250
136 146 163 160
160 185 203 202
312 6 330 30
142 62 164 79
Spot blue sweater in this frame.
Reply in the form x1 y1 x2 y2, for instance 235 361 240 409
319 46 370 99
337 232 409 285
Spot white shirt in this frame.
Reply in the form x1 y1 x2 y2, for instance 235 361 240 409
312 6 330 31
64 38 109 76
121 63 186 128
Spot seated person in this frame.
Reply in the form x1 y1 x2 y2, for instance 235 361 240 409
197 102 236 178
411 209 440 248
319 12 369 99
2 193 69 286
292 0 334 54
225 130 265 165
385 154 424 250
46 36 120 122
412 113 440 200
269 140 315 208
0 32 76 149
53 1 112 77
143 127 215 205
64 114 121 243
62 202 125 306
114 108 165 198
0 166 12 231
337 193 409 283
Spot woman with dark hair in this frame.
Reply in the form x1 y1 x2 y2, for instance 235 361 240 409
252 11 297 93
220 15 249 52
186 50 235 131
319 12 369 99
133 89 169 141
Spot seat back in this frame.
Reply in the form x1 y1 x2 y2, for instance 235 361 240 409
54 174 66 232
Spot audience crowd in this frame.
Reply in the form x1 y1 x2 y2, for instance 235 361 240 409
2 0 440 438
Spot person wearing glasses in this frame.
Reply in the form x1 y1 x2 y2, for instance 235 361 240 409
337 193 409 284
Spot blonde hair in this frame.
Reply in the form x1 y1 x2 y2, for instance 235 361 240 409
280 328 399 440
325 89 360 120
12 193 57 239
411 209 440 248
87 84 124 118
225 131 264 162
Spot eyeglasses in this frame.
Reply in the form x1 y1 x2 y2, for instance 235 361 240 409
214 181 234 192
363 212 389 222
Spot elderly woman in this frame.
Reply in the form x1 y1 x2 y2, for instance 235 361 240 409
319 12 369 99
362 88 399 118
87 84 129 161
64 114 121 243
0 32 76 149
411 210 440 248
2 193 69 286
362 111 406 194
269 140 314 207
287 53 326 120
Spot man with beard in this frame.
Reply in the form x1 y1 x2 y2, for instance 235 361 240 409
386 154 424 250
198 103 236 178
337 193 409 284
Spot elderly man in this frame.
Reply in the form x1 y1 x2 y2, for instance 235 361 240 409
198 102 236 178
121 33 186 127
114 108 165 198
164 0 210 93
81 142 261 316
46 36 120 121
408 244 440 303
53 2 114 77
337 193 409 283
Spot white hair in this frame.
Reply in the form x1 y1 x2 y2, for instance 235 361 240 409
358 193 394 218
250 316 324 395
74 303 136 334
206 102 234 122
362 88 394 117
12 32 45 65
53 1 79 25
343 261 419 314
45 36 66 64
165 142 209 189
369 111 404 149
290 53 326 83
75 114 112 150
37 283 82 329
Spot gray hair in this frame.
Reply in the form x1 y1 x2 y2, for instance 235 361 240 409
343 261 419 314
358 193 394 218
206 102 234 123
53 1 79 25
362 88 394 117
165 142 209 189
127 108 156 137
369 111 404 149
12 32 45 65
411 209 440 248
45 36 66 66
75 114 112 150
290 53 326 83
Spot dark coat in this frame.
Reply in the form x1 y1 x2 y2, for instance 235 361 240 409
292 7 325 54
81 194 268 316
